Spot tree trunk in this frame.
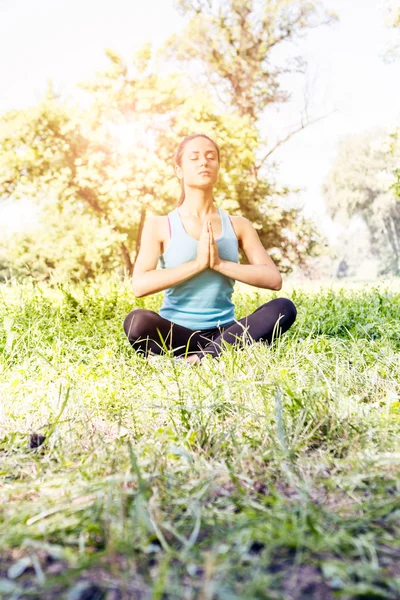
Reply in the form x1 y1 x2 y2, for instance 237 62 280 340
120 242 134 276
132 208 147 268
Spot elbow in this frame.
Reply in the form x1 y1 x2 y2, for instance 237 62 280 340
133 288 144 298
132 281 143 298
264 266 282 291
132 273 145 298
133 286 149 299
273 272 283 291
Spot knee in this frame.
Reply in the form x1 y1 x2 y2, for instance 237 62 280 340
261 297 296 326
275 298 297 325
123 309 157 340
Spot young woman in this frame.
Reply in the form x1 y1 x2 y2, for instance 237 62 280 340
123 133 297 365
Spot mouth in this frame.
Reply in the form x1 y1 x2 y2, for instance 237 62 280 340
199 171 211 176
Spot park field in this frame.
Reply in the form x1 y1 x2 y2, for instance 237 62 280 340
0 277 399 599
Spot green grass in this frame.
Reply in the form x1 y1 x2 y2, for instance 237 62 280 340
0 277 399 599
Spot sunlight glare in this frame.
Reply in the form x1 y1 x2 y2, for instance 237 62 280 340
107 122 156 152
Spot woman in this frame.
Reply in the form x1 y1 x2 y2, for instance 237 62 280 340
123 133 297 365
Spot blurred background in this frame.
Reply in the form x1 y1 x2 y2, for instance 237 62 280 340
1 0 400 285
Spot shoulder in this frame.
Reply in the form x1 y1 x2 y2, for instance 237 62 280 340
223 212 247 227
230 215 258 232
146 215 168 235
224 213 250 245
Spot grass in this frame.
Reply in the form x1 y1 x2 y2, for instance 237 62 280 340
0 276 399 599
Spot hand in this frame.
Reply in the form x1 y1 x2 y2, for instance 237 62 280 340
209 221 222 270
195 219 210 271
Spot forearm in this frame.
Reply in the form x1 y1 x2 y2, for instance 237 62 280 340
133 260 203 298
214 259 282 290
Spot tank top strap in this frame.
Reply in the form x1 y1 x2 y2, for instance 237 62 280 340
219 207 228 228
219 207 236 239
166 207 180 238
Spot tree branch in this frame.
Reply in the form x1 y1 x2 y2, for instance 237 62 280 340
256 109 337 171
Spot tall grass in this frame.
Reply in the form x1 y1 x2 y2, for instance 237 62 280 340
0 276 399 599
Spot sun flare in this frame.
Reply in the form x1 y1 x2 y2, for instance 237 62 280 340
107 122 156 152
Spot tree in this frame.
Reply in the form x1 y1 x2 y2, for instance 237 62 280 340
382 0 400 61
322 129 400 275
158 0 337 267
163 0 336 119
1 1 335 282
379 2 400 275
1 201 123 283
0 65 179 277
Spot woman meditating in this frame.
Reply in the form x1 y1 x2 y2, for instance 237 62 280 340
123 133 297 365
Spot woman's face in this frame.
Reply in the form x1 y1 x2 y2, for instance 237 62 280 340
176 137 220 190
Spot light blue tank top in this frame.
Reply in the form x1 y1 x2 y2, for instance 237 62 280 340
158 206 239 330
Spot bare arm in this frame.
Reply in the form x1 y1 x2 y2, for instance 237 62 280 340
213 217 282 291
214 260 282 290
132 217 203 298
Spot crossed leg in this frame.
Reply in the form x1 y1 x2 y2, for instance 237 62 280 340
123 309 230 358
123 298 297 362
194 297 297 360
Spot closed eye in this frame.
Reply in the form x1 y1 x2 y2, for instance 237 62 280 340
191 158 215 161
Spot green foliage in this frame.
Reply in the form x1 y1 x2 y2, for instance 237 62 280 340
0 278 399 596
168 0 337 119
383 0 400 59
161 0 336 269
1 201 123 283
322 129 400 276
381 2 400 274
385 126 400 198
0 3 335 282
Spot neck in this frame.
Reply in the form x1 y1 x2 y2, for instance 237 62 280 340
179 189 217 219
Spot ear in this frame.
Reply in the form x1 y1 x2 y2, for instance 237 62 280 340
175 164 183 180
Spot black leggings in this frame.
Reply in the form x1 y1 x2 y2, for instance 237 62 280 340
123 298 297 361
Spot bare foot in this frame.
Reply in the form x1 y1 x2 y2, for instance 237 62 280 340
185 354 201 365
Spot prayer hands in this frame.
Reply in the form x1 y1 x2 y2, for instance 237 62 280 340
196 220 222 271
209 221 222 270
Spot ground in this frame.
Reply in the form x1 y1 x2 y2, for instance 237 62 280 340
0 277 399 599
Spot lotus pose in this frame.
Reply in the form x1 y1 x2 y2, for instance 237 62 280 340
123 134 297 365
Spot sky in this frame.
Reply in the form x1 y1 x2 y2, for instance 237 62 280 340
0 0 399 243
